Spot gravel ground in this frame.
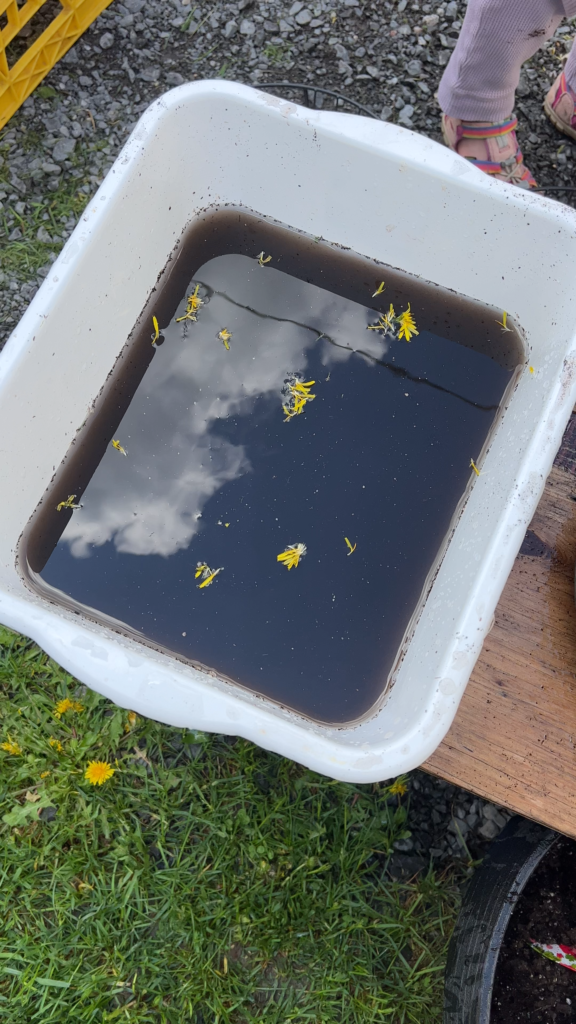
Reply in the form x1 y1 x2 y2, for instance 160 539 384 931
3 0 558 866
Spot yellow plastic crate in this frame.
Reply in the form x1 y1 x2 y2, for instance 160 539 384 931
0 0 114 131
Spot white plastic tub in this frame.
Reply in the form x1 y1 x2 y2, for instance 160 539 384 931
1 80 575 782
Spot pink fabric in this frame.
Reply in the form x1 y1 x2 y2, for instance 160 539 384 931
438 0 576 120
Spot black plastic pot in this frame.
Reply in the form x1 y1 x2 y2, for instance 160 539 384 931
444 815 559 1024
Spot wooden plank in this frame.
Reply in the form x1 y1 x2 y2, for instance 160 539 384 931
423 414 576 838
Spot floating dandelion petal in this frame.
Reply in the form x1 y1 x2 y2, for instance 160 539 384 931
111 439 128 457
218 328 232 350
152 315 160 345
367 304 397 337
282 375 316 422
84 761 115 786
176 284 203 323
372 281 385 297
470 458 481 477
496 310 512 333
397 304 419 342
345 537 357 555
277 543 307 570
56 495 82 512
196 562 223 589
256 251 272 267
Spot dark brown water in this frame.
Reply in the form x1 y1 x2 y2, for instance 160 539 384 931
23 209 522 724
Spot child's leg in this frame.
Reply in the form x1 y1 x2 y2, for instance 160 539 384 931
438 0 566 121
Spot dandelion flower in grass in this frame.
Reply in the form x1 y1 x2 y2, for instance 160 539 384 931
40 771 50 779
49 738 64 753
1 736 22 756
277 543 307 570
389 779 408 797
54 698 83 719
397 304 419 342
84 761 115 786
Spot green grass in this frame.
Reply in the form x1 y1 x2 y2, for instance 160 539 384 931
0 625 460 1023
0 181 87 281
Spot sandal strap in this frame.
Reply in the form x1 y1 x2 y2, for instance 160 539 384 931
459 116 518 140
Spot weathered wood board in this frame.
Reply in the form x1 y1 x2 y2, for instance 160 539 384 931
423 414 576 837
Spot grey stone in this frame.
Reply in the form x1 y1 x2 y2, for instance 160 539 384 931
406 58 422 75
478 819 500 841
337 60 353 76
123 0 145 11
393 837 414 852
278 19 293 33
139 66 161 82
79 75 93 86
239 19 255 35
334 42 349 60
223 20 238 37
99 32 115 49
166 71 185 85
36 226 52 243
483 804 507 828
398 0 407 9
289 0 304 14
52 138 76 163
295 9 312 25
398 104 414 124
445 0 458 15
354 45 366 56
422 13 439 28
366 65 380 78
8 227 22 241
119 13 134 26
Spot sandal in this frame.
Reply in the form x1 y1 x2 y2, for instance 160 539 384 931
544 70 576 141
441 114 537 189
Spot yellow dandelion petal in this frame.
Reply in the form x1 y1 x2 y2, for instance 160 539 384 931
56 494 82 512
112 439 128 457
40 771 50 778
198 567 223 589
372 281 385 297
152 315 160 345
49 738 64 753
218 328 232 350
277 543 307 570
496 310 512 333
470 458 481 477
256 251 272 266
84 761 115 786
344 537 357 555
397 304 419 342
529 365 534 375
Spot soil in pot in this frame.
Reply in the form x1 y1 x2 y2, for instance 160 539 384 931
492 838 576 1022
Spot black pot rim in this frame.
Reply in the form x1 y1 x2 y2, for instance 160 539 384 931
444 815 559 1024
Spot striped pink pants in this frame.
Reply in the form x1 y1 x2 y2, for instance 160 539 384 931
438 0 576 120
